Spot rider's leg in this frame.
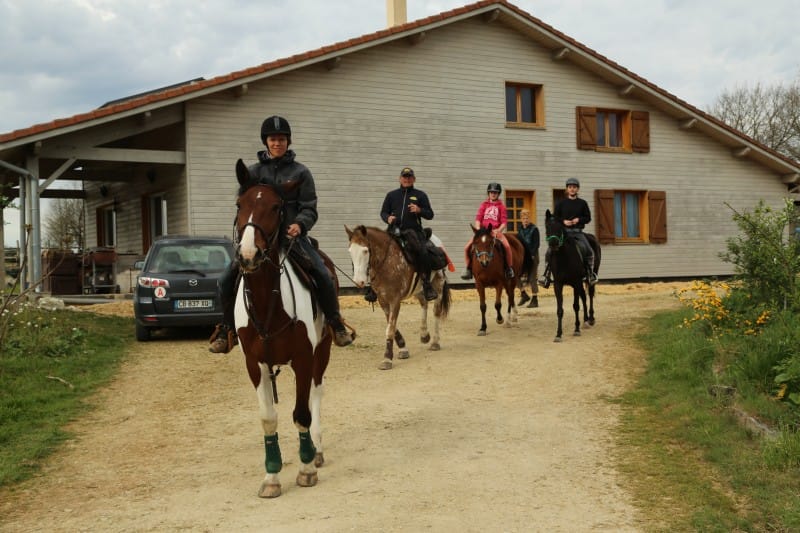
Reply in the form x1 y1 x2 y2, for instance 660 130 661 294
461 240 473 280
498 234 514 279
209 260 239 354
302 240 353 347
538 249 552 288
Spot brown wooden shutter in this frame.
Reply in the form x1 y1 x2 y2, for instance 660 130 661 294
648 190 667 243
576 107 597 150
594 189 615 244
631 111 650 153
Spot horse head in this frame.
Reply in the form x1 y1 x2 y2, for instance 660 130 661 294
345 225 371 288
471 223 497 268
234 158 301 273
544 209 566 251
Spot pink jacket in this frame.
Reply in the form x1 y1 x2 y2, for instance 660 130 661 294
474 199 508 230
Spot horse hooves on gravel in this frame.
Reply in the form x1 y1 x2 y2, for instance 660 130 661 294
553 337 563 343
314 452 324 468
574 331 581 336
296 471 318 487
378 359 393 370
420 333 431 344
397 349 409 360
496 318 504 325
258 482 282 498
477 330 487 336
429 342 441 351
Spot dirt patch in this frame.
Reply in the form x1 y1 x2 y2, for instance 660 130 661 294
2 282 688 532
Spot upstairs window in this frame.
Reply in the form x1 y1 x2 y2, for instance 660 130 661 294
506 83 544 128
595 189 666 244
576 107 650 153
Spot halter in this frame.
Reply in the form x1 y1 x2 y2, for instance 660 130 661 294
546 231 565 248
471 232 497 264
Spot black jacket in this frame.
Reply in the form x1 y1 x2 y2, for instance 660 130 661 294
380 186 434 231
248 149 318 234
553 196 591 230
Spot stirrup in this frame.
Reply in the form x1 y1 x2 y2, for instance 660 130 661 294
505 267 515 279
329 318 356 347
460 269 473 280
364 286 378 302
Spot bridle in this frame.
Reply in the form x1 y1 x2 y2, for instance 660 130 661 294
471 232 497 265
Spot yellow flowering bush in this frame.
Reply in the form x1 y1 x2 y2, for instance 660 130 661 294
676 280 770 338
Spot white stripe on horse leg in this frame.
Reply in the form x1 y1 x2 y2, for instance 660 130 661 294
256 363 278 435
309 382 324 453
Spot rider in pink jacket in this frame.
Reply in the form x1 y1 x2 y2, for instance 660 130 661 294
461 182 515 280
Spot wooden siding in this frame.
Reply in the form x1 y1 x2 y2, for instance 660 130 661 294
182 17 788 285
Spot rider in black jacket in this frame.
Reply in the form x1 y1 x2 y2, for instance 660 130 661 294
208 116 354 353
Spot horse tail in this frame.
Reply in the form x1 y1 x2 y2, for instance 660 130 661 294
439 280 451 319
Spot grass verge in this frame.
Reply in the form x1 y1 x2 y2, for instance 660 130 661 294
0 304 131 487
616 308 800 531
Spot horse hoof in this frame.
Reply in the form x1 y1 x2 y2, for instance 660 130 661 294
258 482 282 498
429 342 440 351
314 452 325 468
574 331 581 336
496 319 504 325
397 349 409 360
378 359 393 370
553 337 563 343
477 330 487 336
296 471 318 487
420 333 431 344
586 319 595 326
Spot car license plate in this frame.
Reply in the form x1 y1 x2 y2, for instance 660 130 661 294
175 299 213 310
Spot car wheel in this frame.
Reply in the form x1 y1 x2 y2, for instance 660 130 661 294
135 324 152 342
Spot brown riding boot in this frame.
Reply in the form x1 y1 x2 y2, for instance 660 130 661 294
208 324 237 354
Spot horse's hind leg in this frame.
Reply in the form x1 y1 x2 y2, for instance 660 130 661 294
572 289 582 336
418 301 431 344
255 362 282 498
586 286 596 326
494 287 504 325
309 344 330 468
394 329 409 360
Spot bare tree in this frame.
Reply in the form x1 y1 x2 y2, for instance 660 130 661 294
708 76 800 163
44 198 85 251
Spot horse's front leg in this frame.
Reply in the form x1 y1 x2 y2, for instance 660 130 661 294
572 287 582 337
494 286 504 325
379 305 399 370
255 362 282 498
477 286 488 336
554 284 564 342
310 342 329 468
586 285 596 326
291 357 318 489
394 329 409 360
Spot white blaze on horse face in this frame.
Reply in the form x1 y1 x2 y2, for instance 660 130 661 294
348 242 369 287
239 213 258 262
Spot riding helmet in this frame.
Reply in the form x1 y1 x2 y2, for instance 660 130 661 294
565 177 580 187
487 182 502 194
260 115 292 144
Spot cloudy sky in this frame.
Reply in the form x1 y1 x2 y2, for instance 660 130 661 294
1 0 798 244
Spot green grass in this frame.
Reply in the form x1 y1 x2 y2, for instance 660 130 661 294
617 308 800 531
0 303 131 486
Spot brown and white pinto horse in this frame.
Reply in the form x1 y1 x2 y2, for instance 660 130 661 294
346 225 451 370
467 224 528 335
233 158 333 498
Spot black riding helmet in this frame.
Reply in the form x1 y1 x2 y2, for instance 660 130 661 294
487 182 502 194
260 115 292 144
566 177 580 187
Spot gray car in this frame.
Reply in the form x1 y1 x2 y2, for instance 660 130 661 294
133 235 235 341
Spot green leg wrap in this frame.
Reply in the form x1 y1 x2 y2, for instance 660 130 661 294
298 431 317 465
264 433 282 474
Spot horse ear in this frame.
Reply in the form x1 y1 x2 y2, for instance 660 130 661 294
470 224 478 234
236 159 250 186
344 225 352 238
545 209 552 219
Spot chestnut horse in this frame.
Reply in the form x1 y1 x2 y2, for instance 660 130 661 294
544 209 601 342
467 225 529 335
346 225 451 370
233 158 337 498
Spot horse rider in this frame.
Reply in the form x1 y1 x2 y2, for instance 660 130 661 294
208 115 354 353
539 177 599 288
461 182 515 280
372 166 438 302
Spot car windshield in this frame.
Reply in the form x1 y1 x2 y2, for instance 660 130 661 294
148 243 231 274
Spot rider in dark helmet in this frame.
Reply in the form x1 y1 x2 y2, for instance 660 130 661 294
208 115 354 353
539 177 598 288
461 182 515 280
376 166 438 302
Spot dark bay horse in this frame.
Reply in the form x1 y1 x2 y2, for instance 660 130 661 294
544 209 601 342
346 225 451 370
467 225 529 335
232 158 335 498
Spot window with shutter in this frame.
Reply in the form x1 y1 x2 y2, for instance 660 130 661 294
576 107 597 149
648 191 667 242
594 189 667 244
576 107 649 154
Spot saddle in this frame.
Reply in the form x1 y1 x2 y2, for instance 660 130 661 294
284 237 324 319
388 227 448 273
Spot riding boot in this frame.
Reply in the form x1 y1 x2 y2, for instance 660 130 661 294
421 274 437 301
208 261 239 354
460 263 473 280
505 265 515 279
518 290 530 306
364 286 378 302
316 282 354 347
538 264 551 289
584 253 598 286
528 295 539 308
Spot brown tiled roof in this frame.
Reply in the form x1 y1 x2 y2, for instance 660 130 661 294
1 0 797 171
